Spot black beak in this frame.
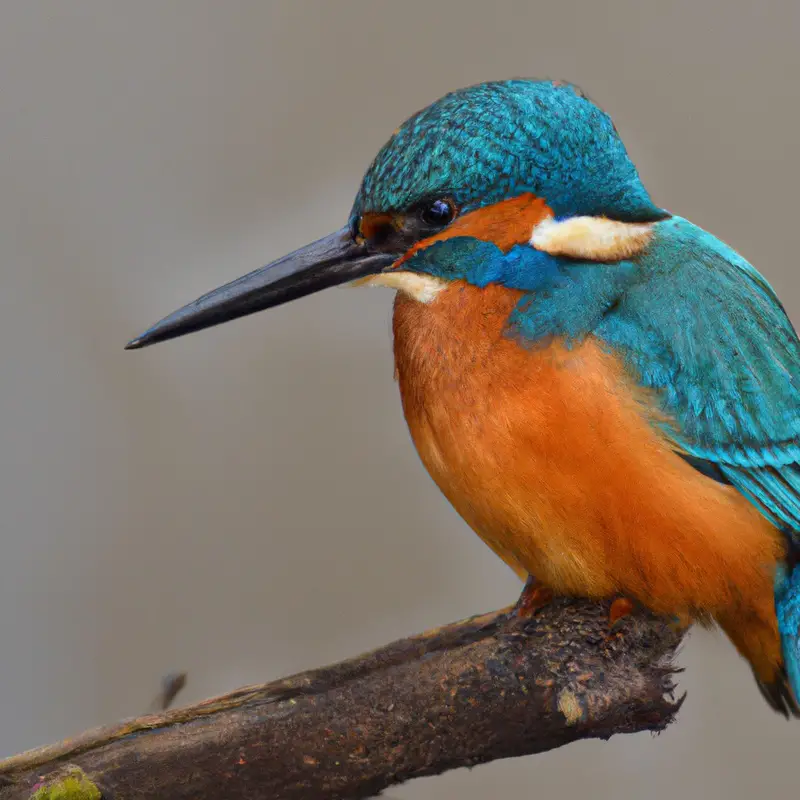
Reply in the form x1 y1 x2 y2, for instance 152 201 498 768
125 226 397 350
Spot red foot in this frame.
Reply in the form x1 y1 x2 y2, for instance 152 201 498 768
512 575 554 619
609 597 635 626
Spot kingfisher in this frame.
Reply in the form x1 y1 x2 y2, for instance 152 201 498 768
126 79 800 717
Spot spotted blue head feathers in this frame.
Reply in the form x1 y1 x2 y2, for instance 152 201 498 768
351 79 666 223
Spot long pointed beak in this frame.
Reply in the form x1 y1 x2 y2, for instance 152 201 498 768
125 226 397 350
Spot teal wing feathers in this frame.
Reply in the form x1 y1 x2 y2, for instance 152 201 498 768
507 216 800 519
590 217 800 535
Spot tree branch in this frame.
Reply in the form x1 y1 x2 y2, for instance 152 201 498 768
0 598 684 800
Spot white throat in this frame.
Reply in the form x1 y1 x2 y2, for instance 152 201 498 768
354 272 448 303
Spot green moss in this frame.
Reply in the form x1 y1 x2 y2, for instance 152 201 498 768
30 767 101 800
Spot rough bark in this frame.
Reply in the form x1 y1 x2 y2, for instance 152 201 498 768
0 598 684 800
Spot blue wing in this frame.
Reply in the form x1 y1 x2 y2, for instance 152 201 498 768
591 217 800 535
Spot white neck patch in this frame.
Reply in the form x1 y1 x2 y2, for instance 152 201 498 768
353 271 448 303
530 216 654 261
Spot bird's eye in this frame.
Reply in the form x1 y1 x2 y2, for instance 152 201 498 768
420 198 456 227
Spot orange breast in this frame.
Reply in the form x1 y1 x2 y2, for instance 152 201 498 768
392 281 783 627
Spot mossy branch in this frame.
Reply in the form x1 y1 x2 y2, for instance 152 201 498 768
0 598 684 800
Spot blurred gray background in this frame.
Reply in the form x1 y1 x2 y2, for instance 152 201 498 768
1 1 799 797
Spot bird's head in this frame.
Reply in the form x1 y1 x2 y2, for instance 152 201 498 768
126 79 667 349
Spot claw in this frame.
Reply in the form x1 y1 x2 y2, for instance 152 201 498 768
512 575 554 619
609 597 635 627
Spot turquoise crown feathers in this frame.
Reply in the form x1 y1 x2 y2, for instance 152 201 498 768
351 79 667 224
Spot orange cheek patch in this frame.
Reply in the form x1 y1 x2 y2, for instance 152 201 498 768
397 193 552 266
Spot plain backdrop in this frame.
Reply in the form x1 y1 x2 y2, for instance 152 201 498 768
1 2 799 797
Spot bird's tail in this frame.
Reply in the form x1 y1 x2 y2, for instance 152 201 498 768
774 551 800 717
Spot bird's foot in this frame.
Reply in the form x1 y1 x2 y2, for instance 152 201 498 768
608 596 636 628
511 574 554 619
602 596 637 644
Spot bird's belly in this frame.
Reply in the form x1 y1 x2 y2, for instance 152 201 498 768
392 283 782 615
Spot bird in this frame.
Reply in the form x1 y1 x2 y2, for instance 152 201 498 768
126 79 800 717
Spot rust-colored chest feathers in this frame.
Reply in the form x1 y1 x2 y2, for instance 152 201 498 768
392 282 782 678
